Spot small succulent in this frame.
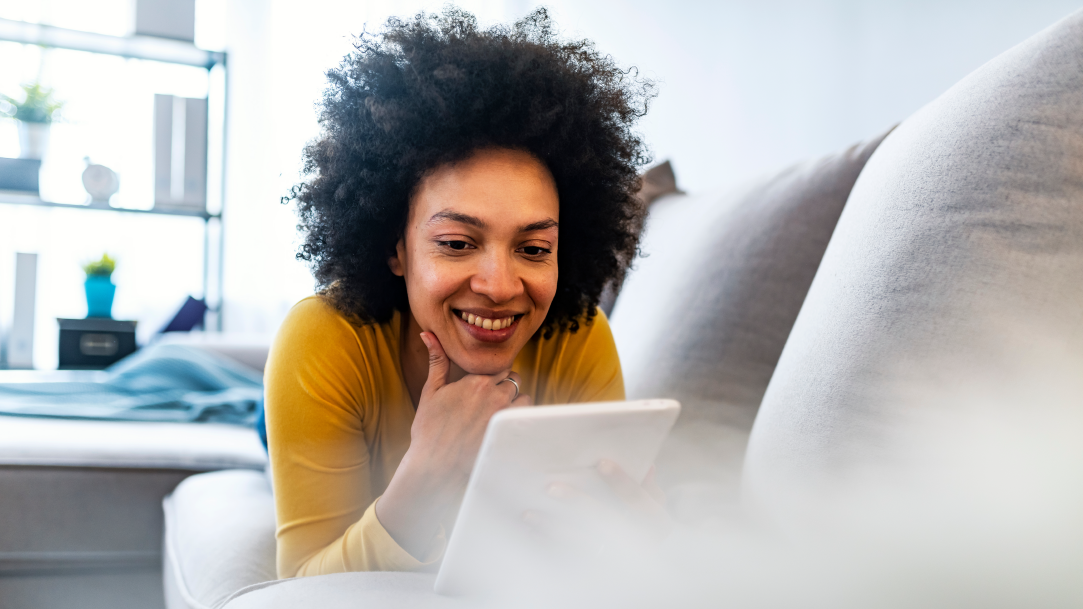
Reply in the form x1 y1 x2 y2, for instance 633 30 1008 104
82 253 116 277
0 82 64 123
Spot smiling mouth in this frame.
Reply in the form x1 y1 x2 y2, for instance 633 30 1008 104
452 309 522 331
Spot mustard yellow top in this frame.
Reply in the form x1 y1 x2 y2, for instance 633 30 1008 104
264 296 625 578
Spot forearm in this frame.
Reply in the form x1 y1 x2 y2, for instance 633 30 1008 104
290 499 446 576
375 447 468 559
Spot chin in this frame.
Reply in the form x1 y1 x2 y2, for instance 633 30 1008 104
453 353 517 376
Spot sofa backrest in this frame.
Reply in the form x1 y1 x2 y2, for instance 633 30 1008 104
744 9 1083 506
608 128 890 503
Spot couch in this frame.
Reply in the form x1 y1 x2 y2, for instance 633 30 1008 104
0 347 269 609
38 7 1083 608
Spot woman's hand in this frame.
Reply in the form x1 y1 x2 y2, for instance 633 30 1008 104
596 461 672 543
376 331 531 558
524 462 672 559
408 331 533 482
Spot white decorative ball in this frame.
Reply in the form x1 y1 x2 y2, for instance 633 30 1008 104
82 163 120 201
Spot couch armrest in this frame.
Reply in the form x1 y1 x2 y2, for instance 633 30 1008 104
164 470 277 609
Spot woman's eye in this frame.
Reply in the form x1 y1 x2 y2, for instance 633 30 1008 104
439 240 472 251
521 246 551 256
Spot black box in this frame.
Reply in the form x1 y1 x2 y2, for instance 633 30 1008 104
58 318 138 370
0 157 42 193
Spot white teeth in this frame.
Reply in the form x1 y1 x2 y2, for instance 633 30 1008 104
460 312 515 330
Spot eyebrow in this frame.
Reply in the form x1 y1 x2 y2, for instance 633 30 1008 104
427 210 486 228
426 209 559 233
519 218 559 232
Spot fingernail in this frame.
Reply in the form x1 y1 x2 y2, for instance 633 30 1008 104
419 333 431 348
547 483 569 498
598 460 615 475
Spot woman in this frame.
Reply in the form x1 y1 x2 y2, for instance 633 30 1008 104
265 8 664 578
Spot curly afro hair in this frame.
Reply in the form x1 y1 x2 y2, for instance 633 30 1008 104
289 7 655 335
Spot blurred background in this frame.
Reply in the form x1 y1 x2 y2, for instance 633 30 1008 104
0 0 1078 369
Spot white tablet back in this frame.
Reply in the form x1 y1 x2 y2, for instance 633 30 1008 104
434 399 680 596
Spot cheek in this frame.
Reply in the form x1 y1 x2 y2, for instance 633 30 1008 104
525 265 559 313
405 254 468 310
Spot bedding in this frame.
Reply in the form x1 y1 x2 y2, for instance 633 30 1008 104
0 343 262 425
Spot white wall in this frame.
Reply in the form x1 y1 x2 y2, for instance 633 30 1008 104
214 0 1083 335
520 0 1083 193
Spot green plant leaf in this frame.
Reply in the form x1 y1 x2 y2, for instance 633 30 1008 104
6 82 63 124
82 253 116 277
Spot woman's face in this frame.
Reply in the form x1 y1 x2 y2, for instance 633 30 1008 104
390 148 560 375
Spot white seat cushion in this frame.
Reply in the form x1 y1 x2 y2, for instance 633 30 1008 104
745 9 1083 506
220 572 453 609
164 470 277 609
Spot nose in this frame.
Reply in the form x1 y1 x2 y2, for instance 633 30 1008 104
470 250 523 304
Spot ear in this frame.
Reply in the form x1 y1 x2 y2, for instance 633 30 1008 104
388 238 406 277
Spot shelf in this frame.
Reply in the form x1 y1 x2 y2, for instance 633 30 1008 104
0 18 228 331
0 18 224 69
0 191 216 219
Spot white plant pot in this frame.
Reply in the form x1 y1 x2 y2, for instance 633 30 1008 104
17 121 50 160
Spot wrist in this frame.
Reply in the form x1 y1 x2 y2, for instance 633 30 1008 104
395 446 465 502
376 446 465 559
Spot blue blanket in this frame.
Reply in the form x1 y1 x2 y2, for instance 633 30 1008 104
0 343 263 426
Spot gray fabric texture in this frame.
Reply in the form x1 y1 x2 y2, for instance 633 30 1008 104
744 9 1083 500
608 129 890 514
221 572 459 609
0 466 189 609
163 470 277 609
0 566 165 609
0 466 190 556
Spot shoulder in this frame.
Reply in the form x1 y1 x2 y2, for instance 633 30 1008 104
274 295 389 347
540 308 617 353
267 296 393 382
279 295 357 334
520 308 624 403
265 296 401 418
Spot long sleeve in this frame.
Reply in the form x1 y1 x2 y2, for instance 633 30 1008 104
264 298 425 577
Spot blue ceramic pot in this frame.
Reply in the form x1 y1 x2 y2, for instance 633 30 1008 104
85 275 116 318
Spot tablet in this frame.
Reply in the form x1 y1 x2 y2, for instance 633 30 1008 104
434 399 680 596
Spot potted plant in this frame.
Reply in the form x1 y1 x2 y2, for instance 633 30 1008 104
82 253 117 318
1 82 63 160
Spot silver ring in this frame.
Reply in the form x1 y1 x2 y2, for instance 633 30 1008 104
497 377 520 402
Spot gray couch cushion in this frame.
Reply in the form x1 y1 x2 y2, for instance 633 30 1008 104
744 9 1083 502
221 572 455 609
608 129 890 514
164 470 277 609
